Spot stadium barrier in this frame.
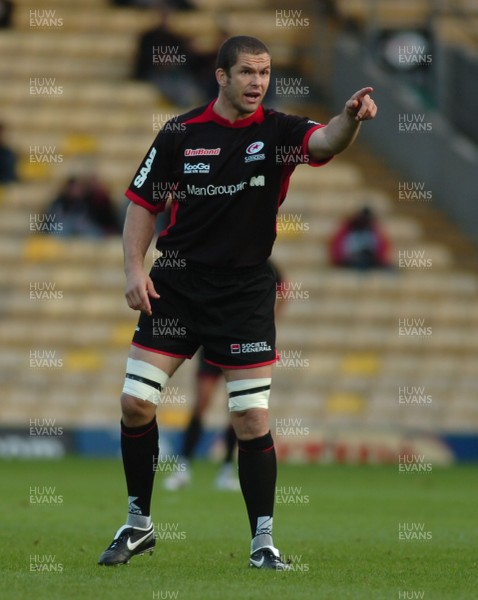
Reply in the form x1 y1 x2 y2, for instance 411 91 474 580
1 427 477 463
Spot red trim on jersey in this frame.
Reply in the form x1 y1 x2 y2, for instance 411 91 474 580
125 188 163 214
158 200 179 239
275 125 331 214
131 342 193 359
204 356 278 369
184 99 265 128
303 124 333 167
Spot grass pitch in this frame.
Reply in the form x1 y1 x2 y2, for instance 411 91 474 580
3 458 476 599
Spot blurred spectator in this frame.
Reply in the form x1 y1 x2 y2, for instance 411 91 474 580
132 3 211 107
46 175 122 237
329 206 391 270
0 122 18 184
84 174 123 235
0 0 13 28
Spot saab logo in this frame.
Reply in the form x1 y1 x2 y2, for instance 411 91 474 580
230 344 241 354
246 141 264 154
184 162 210 174
184 148 221 156
249 175 265 187
134 147 157 188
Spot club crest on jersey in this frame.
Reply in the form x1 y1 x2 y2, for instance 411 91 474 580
134 147 157 188
245 140 265 163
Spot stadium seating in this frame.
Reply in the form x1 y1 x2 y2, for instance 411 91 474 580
0 0 477 441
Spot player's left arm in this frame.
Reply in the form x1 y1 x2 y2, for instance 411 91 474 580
308 87 377 162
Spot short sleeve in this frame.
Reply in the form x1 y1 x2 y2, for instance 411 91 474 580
275 113 332 167
125 126 176 214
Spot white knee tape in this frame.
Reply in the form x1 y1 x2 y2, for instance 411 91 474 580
123 358 169 405
227 378 271 412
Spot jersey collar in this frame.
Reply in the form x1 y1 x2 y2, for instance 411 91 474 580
201 99 265 128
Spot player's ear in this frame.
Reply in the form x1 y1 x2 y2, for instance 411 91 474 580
216 68 228 88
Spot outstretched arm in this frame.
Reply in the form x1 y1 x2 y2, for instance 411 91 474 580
308 87 377 162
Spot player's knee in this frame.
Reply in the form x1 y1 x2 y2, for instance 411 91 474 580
231 408 269 440
121 393 155 424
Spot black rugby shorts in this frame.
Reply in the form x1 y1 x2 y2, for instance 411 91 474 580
132 260 278 369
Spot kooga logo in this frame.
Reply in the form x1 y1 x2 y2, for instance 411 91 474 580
134 147 157 188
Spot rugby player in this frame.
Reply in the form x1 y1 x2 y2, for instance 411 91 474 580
98 35 377 569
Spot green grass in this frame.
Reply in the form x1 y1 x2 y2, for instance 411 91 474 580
3 459 477 599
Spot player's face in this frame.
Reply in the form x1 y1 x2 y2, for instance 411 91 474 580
220 53 271 117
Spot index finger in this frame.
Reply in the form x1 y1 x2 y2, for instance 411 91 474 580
352 86 374 100
139 291 152 315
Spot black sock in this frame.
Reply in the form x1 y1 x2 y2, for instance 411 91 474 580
181 414 203 459
223 424 236 464
121 417 158 517
238 431 276 538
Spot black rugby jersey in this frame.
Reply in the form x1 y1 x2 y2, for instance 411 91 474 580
126 100 332 268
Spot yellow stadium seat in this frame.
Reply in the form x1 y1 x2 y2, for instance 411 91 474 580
158 409 190 428
64 350 103 372
18 159 52 181
340 353 381 376
326 392 365 415
111 322 136 347
62 133 99 155
23 236 65 262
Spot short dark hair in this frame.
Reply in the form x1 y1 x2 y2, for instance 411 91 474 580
216 36 270 75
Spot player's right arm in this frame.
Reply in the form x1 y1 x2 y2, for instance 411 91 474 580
123 202 160 316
